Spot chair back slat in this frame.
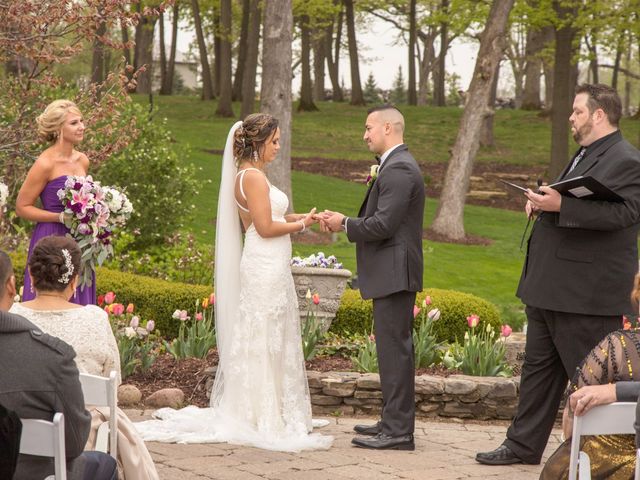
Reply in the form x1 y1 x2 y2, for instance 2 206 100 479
19 412 67 480
79 371 118 459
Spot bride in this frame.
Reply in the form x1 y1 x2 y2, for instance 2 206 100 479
135 114 333 452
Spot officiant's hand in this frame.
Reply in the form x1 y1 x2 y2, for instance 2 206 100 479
525 186 561 212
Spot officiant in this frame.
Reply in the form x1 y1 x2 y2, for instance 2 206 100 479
476 83 640 466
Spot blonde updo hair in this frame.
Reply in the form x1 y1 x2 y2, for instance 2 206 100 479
36 99 82 143
233 113 279 164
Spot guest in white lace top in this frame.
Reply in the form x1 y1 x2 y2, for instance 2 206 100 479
11 236 159 480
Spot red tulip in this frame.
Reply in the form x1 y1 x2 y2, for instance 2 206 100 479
312 293 320 305
97 295 105 306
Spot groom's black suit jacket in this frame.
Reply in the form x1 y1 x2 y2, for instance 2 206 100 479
346 144 425 299
517 130 640 315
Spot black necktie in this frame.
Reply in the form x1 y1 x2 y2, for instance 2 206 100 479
375 155 381 165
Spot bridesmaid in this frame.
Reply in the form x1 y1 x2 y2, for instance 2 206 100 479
16 99 96 305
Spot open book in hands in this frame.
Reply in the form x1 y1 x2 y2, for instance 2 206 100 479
499 176 624 203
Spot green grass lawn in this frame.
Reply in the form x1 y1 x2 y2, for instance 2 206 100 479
133 95 640 327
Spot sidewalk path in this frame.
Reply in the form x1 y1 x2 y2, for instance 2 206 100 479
126 409 561 480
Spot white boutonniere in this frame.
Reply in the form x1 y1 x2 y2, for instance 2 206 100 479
366 164 379 187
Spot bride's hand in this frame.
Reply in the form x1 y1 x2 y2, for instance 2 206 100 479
302 208 318 227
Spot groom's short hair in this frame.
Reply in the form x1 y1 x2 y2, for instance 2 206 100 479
367 104 405 133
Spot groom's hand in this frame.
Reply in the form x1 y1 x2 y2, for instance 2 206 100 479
322 210 345 232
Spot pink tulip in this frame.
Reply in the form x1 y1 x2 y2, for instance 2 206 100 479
104 291 116 305
501 325 512 337
413 305 421 318
129 316 140 329
179 310 190 321
126 303 134 314
209 293 215 305
112 303 125 316
425 295 432 305
146 320 155 333
369 334 376 342
312 293 320 305
195 312 203 321
467 314 480 328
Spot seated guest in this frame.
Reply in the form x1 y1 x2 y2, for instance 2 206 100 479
540 275 640 479
10 236 159 480
0 250 117 480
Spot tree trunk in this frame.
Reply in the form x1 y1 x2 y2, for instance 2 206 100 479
624 34 632 116
585 34 599 84
430 0 515 241
214 9 221 97
261 0 293 209
611 38 623 90
241 0 261 119
121 20 131 68
432 0 448 107
417 29 436 105
344 0 365 106
192 0 214 100
313 28 326 101
161 4 179 95
158 12 167 93
298 16 318 112
91 12 107 85
548 0 578 179
216 0 235 117
232 0 251 101
521 26 547 110
133 12 157 94
407 0 417 105
480 60 500 147
326 4 344 102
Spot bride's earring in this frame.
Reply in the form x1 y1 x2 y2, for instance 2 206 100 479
253 150 259 163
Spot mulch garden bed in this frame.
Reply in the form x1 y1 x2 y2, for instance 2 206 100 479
125 350 462 408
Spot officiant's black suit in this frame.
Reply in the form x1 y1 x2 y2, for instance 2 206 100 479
505 130 640 463
346 144 425 436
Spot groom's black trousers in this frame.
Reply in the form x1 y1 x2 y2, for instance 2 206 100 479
504 306 619 463
373 290 416 437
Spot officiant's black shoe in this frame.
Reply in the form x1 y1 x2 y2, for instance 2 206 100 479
351 433 415 451
353 421 381 436
475 444 524 465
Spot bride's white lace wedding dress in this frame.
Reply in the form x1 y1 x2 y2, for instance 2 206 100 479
135 123 332 453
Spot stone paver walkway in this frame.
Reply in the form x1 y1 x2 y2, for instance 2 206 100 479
126 409 561 480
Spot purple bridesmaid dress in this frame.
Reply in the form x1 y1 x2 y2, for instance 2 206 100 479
22 175 96 305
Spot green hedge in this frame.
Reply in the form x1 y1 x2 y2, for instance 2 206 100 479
331 288 501 343
96 268 212 338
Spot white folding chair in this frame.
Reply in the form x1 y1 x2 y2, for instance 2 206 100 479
79 371 117 459
19 412 67 480
568 401 638 480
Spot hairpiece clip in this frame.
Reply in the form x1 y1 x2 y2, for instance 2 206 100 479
58 249 74 284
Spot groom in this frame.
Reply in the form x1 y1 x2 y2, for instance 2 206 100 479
320 105 425 450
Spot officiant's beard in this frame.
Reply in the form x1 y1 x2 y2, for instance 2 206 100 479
571 118 593 144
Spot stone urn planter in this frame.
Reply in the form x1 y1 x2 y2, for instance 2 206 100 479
291 266 352 332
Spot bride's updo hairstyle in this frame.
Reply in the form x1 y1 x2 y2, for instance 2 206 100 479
233 113 279 164
28 236 81 292
36 99 82 143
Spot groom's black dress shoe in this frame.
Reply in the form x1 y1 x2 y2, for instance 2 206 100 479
351 433 415 451
353 422 382 436
475 444 524 465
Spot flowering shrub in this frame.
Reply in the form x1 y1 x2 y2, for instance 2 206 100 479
413 296 443 368
101 292 159 380
291 252 343 269
58 176 132 287
166 293 216 359
301 290 325 361
443 314 513 377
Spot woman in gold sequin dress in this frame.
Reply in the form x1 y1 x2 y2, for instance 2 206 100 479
540 280 640 479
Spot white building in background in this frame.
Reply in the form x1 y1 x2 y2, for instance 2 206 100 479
151 50 199 92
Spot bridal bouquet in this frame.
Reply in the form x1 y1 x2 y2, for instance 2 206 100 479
57 176 133 288
0 181 8 210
